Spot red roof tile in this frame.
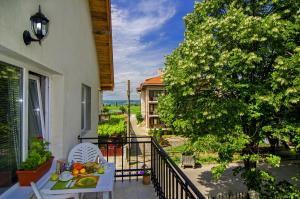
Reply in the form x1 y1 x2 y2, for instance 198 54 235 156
137 75 163 92
143 76 163 85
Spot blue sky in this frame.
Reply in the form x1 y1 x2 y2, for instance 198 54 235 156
103 0 196 100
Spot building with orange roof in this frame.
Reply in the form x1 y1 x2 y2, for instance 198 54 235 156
137 75 167 132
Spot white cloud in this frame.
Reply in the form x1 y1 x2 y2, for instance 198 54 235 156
103 0 176 100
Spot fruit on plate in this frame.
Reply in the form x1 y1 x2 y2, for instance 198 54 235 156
50 173 59 181
72 169 79 176
97 167 105 174
85 162 97 167
75 176 98 187
85 162 98 173
80 168 86 174
73 162 84 170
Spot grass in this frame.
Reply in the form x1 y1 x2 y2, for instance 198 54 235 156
129 105 141 115
164 144 242 165
165 144 187 153
164 144 186 165
103 104 141 115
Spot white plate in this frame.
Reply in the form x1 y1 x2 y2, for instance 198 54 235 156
59 171 73 181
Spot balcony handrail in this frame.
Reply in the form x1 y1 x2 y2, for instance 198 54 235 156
78 135 151 139
151 137 205 199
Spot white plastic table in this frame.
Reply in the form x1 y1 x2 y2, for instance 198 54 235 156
41 163 115 199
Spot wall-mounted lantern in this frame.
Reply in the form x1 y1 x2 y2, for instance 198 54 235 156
23 5 49 45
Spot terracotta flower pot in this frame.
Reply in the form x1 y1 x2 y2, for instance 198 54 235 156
16 157 54 186
143 175 150 185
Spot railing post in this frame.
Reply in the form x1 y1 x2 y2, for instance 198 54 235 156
97 135 101 148
150 137 153 178
78 135 82 143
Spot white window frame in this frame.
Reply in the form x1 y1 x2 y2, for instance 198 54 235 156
22 71 50 160
81 84 91 134
28 75 46 139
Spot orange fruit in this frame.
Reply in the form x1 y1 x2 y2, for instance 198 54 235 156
80 168 86 174
72 169 79 176
73 163 84 170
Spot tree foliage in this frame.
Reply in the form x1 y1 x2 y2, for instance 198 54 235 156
159 0 300 194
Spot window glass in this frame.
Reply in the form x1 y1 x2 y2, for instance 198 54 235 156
149 104 158 115
81 84 91 132
28 74 47 144
149 90 164 101
0 61 22 193
149 117 165 129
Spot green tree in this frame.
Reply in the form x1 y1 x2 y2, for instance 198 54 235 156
159 0 300 194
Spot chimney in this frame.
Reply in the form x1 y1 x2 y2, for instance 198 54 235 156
158 68 163 75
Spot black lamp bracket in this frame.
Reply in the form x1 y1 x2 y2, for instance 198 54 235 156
23 30 40 45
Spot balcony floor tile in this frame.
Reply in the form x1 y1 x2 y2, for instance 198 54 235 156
83 180 158 199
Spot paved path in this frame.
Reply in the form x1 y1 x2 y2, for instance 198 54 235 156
182 160 300 197
130 114 147 136
128 114 152 168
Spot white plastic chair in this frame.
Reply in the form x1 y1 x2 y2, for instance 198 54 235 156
67 142 107 164
67 143 112 199
31 182 79 199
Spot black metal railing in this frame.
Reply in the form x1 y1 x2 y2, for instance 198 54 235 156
151 138 205 199
78 135 205 199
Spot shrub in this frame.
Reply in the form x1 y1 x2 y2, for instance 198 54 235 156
102 106 109 113
98 115 126 137
151 128 163 142
136 112 143 124
119 105 126 114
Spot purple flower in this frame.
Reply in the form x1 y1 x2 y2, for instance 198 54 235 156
139 171 145 175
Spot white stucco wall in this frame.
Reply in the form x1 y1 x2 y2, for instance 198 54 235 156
140 91 146 117
0 0 100 159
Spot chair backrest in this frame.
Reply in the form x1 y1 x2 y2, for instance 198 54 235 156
30 182 44 199
68 142 107 164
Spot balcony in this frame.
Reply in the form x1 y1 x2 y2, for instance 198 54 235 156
149 96 159 102
149 90 165 102
149 111 159 116
78 136 205 199
83 180 158 199
149 104 159 116
149 124 167 129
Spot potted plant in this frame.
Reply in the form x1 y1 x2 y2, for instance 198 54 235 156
16 137 53 186
181 146 195 169
141 164 151 185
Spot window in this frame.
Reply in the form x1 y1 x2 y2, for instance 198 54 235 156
81 84 91 132
0 61 22 193
149 117 165 129
0 62 50 193
149 104 158 115
149 90 165 101
28 73 48 145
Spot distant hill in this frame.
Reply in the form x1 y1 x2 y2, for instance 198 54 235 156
103 100 140 105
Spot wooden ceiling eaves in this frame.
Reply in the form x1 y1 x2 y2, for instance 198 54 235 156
89 0 114 91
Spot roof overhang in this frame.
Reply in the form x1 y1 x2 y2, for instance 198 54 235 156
137 83 164 92
89 0 114 90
